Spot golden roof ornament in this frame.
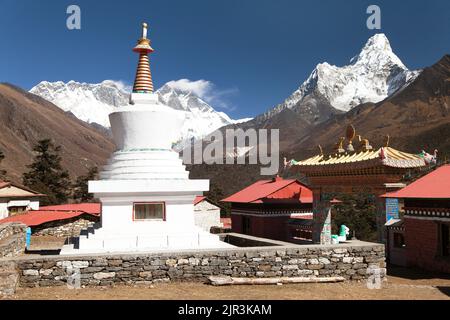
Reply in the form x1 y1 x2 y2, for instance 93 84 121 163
357 135 373 152
334 137 345 154
345 124 356 152
384 135 390 147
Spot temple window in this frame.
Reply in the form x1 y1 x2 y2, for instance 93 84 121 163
133 203 165 221
8 206 28 216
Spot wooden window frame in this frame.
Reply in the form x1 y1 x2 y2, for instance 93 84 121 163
132 202 166 221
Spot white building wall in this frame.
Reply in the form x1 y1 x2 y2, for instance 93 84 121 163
194 200 222 232
0 199 40 220
0 201 8 220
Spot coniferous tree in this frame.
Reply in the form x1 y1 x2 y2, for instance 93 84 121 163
72 166 98 203
23 139 71 205
331 193 377 242
0 149 6 179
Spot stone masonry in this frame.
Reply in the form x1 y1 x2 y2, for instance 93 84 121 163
0 222 27 258
32 215 99 238
10 241 386 288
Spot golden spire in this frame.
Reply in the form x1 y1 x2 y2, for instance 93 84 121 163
132 22 154 93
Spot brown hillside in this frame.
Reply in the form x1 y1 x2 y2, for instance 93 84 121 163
0 83 115 183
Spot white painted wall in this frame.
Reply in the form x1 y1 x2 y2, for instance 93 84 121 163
0 199 40 220
194 200 222 232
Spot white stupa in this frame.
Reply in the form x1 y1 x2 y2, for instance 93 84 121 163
60 23 232 254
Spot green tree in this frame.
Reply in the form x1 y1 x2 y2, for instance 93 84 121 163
23 139 71 205
72 166 98 203
331 193 378 242
206 182 230 216
0 149 6 179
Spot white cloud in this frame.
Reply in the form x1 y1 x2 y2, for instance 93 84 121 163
166 78 238 111
166 79 212 97
102 80 133 93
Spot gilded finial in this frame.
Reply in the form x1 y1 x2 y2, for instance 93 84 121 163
318 145 323 156
142 22 148 39
334 137 345 154
357 135 373 152
345 124 356 153
384 135 390 147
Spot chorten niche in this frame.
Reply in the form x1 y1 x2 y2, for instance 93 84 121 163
60 23 232 254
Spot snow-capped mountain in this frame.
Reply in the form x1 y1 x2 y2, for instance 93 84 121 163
259 33 420 124
30 80 250 141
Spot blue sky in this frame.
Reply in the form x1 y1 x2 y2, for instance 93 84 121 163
0 0 449 119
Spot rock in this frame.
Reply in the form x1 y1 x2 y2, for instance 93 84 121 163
56 261 72 269
318 258 330 265
108 260 122 267
39 269 53 276
177 259 189 265
23 270 39 276
282 265 299 270
307 264 324 270
342 257 353 263
139 271 153 279
165 259 177 266
72 261 89 269
258 265 272 272
93 272 116 280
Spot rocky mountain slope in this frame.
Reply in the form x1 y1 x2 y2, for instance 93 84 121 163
255 33 419 126
0 83 115 182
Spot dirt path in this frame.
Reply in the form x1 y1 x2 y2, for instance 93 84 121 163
5 273 450 300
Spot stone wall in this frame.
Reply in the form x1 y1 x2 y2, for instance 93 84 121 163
12 242 386 288
32 215 99 237
0 222 27 258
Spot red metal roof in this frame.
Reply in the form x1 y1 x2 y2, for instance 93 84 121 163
0 203 101 227
40 203 101 216
221 177 313 204
194 196 206 205
382 165 450 199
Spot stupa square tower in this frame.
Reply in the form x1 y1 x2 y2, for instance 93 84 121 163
61 23 231 254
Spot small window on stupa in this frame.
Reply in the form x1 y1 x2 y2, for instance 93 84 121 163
134 203 165 220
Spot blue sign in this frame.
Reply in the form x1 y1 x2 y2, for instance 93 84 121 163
386 198 399 221
26 227 31 249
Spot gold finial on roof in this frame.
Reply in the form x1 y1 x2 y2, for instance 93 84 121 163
346 124 356 142
357 135 373 152
318 145 323 156
345 124 356 153
384 135 390 147
334 137 345 154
